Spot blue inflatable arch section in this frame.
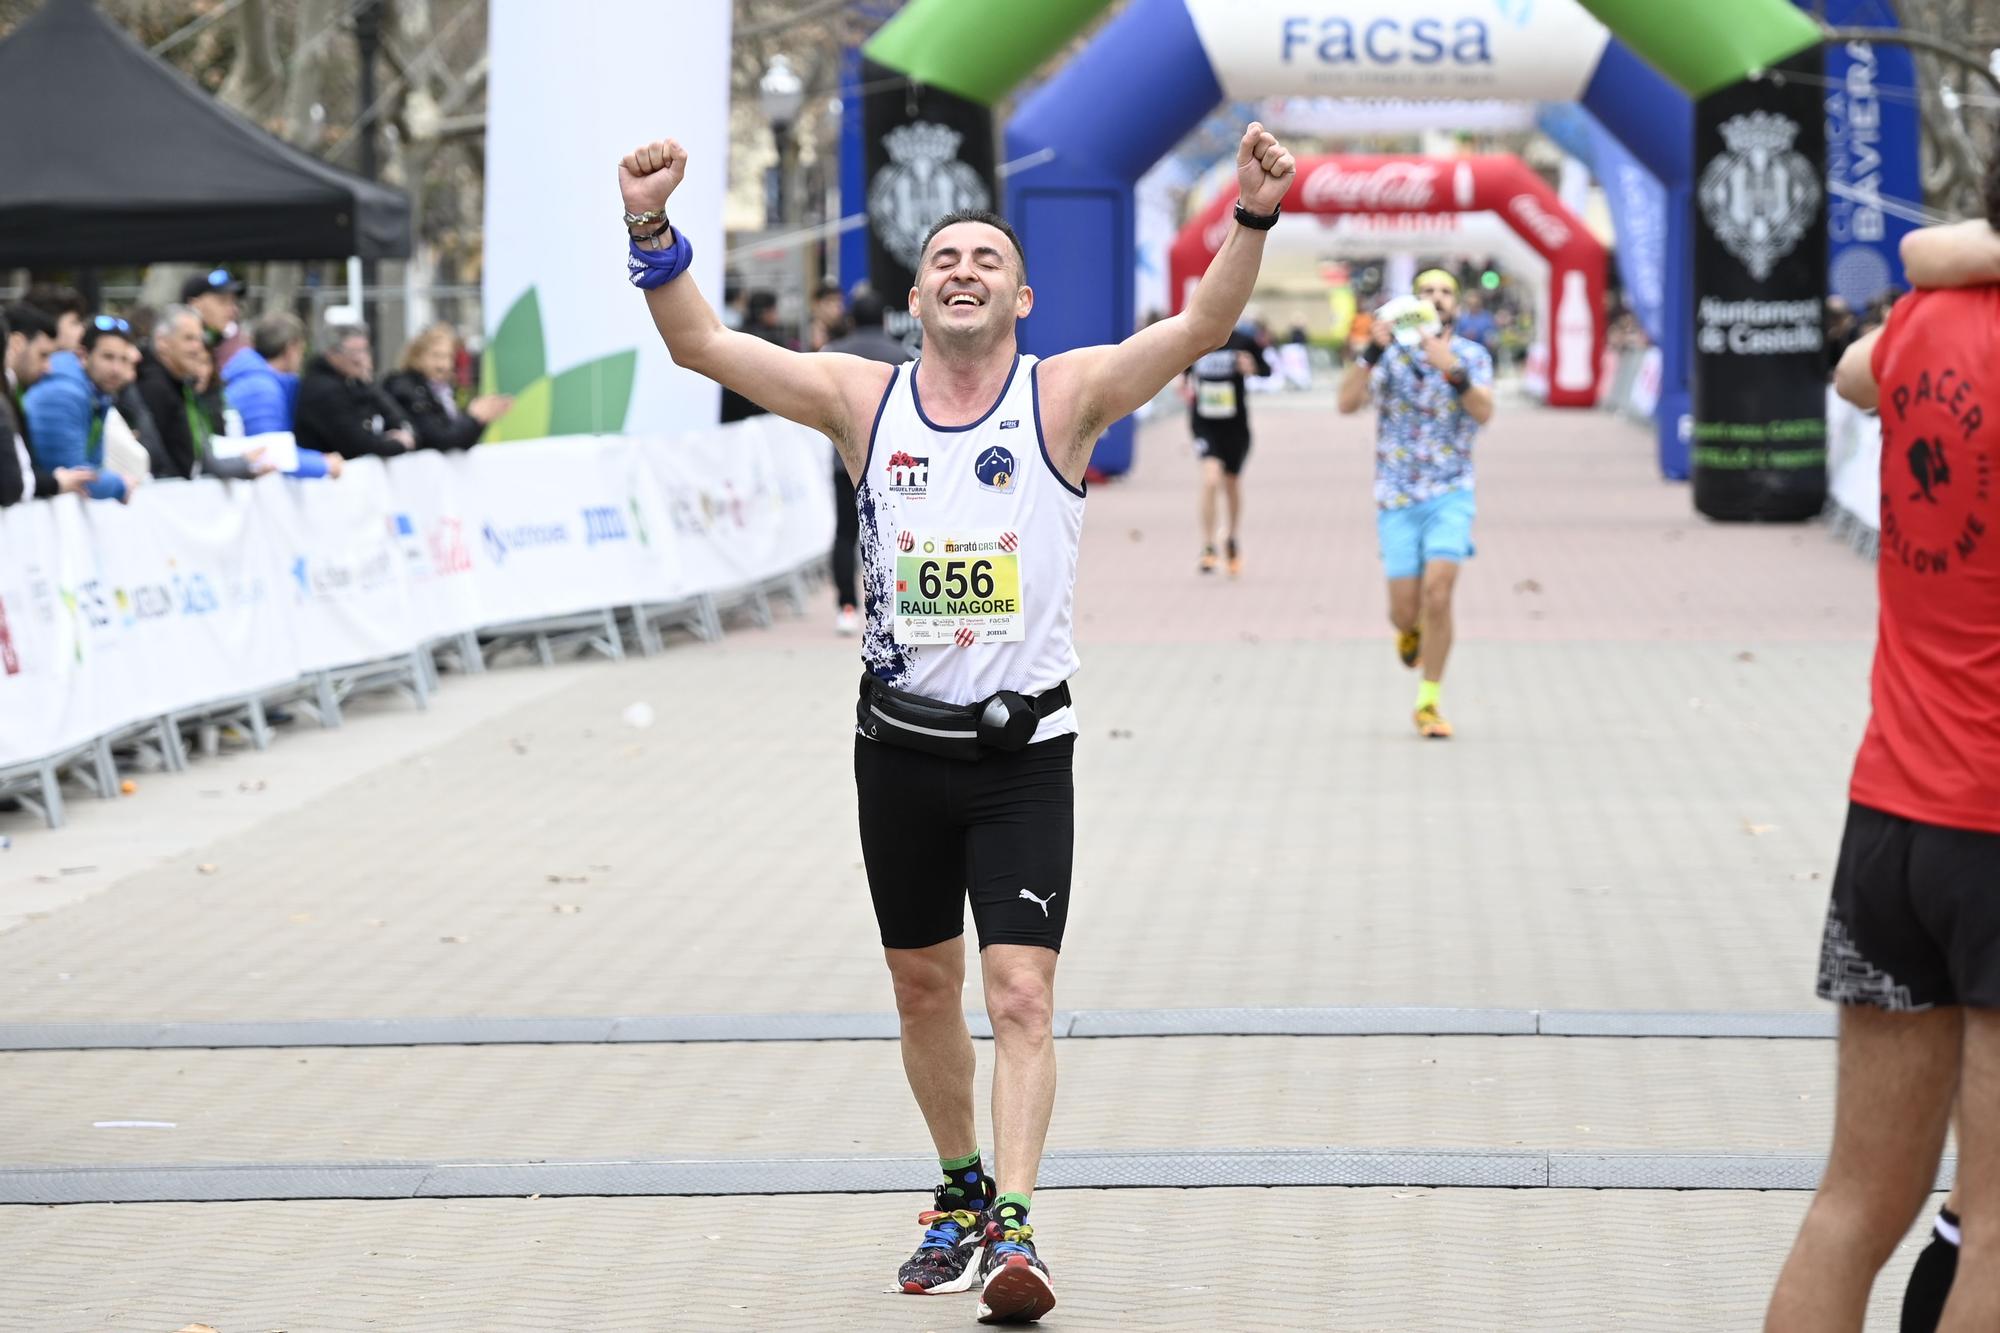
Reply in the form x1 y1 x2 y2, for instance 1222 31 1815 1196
1003 0 1692 477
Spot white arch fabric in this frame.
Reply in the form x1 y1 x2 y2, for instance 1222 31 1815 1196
1183 0 1614 101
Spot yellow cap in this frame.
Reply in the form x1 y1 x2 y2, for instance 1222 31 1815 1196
1414 268 1460 295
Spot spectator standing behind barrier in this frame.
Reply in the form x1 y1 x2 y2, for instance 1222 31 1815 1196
22 317 144 501
809 279 850 350
181 267 246 362
719 291 788 423
221 312 304 434
817 291 910 635
0 305 93 506
135 305 226 479
294 324 414 459
25 285 167 470
381 324 513 451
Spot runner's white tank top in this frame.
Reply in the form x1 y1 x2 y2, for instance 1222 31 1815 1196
857 353 1084 743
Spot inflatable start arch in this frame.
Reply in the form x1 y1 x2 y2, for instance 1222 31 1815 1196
857 0 1822 475
1169 154 1610 407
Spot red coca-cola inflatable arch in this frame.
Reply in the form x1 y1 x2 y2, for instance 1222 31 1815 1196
1169 154 1609 409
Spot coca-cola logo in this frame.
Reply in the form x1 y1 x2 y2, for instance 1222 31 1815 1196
1301 161 1440 212
1508 194 1572 251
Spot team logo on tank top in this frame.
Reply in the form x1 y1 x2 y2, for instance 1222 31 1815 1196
975 445 1016 493
885 450 928 500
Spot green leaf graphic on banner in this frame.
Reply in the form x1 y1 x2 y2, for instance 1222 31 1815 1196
482 375 554 442
486 289 547 396
483 288 639 437
549 351 637 436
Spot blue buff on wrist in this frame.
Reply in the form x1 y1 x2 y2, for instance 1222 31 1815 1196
627 228 693 290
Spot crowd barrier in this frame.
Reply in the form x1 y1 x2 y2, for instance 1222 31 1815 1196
1596 344 1663 422
0 418 837 826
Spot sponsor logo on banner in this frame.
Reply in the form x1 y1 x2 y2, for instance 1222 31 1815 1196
389 512 429 578
1279 16 1495 68
1507 193 1572 249
974 446 1016 493
429 517 472 576
885 451 929 499
582 505 629 547
290 551 395 600
1301 160 1441 212
1698 112 1822 282
482 520 571 565
868 122 992 270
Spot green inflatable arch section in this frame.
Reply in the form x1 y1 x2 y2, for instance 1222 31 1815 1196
863 0 1822 112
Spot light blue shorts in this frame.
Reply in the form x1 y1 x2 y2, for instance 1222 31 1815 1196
1377 488 1476 580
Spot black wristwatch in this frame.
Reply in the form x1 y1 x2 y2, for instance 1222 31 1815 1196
1445 365 1472 393
1362 342 1386 367
1234 202 1280 231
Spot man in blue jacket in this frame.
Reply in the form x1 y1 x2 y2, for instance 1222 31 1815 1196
221 312 304 434
22 316 144 501
220 311 340 479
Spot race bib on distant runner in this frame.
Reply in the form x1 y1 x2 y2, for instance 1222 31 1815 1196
1195 379 1238 419
894 529 1025 645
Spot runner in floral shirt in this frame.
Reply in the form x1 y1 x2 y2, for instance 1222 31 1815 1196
1336 270 1495 737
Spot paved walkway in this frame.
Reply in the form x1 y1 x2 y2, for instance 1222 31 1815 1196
2 388 1932 1330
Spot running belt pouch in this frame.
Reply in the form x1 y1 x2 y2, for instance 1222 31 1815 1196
857 676 1058 760
859 676 985 761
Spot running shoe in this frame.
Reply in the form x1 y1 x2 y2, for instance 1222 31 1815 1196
1397 628 1421 668
977 1218 1055 1323
834 606 860 636
897 1188 988 1295
1414 703 1454 739
1225 537 1242 578
1198 545 1219 574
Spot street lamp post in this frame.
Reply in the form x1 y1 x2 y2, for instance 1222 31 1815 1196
760 54 805 224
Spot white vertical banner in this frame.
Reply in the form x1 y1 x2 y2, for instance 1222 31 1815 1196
483 0 732 440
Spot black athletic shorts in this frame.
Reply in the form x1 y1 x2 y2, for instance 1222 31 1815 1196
854 732 1074 952
1816 801 2000 1011
1193 428 1250 476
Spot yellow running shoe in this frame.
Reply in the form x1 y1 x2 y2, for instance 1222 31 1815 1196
1414 703 1454 739
1396 629 1421 668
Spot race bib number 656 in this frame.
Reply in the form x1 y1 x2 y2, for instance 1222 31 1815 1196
894 529 1025 646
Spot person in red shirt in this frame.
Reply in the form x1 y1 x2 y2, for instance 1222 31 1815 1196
1766 159 2000 1330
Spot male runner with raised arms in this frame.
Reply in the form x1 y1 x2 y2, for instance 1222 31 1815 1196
1336 269 1494 739
616 124 1294 1323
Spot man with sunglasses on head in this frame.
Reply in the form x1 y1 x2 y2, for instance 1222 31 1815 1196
1336 268 1496 739
22 315 145 501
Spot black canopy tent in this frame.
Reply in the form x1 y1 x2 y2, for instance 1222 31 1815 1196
0 0 410 267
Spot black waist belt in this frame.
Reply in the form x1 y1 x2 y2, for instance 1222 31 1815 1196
858 672 1071 761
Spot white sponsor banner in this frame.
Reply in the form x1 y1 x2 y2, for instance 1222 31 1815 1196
651 417 836 594
0 498 82 764
381 449 484 639
0 424 835 770
464 438 664 623
484 0 731 438
263 459 420 672
1185 0 1611 101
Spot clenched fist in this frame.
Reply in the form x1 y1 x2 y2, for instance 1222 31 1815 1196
1236 122 1295 216
619 139 688 218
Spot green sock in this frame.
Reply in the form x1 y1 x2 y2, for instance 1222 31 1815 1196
939 1150 992 1207
1416 679 1441 710
992 1192 1032 1229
